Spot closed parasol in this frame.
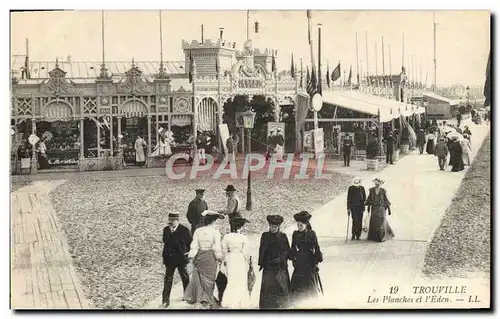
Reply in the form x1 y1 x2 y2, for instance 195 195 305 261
247 256 256 297
215 263 227 303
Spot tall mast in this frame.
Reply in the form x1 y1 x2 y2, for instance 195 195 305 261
389 44 392 75
246 10 250 41
98 11 108 78
375 41 378 76
157 10 167 78
402 32 405 69
365 31 369 77
433 12 437 92
381 36 385 76
356 32 360 85
318 24 322 95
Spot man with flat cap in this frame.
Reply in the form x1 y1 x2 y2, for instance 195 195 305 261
218 184 242 232
187 189 209 235
161 212 192 308
266 130 276 161
258 215 291 309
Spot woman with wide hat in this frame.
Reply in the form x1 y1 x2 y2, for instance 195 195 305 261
364 178 394 242
184 210 225 309
289 211 323 303
258 215 291 309
220 217 251 308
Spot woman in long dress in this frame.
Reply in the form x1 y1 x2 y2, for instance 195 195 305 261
134 135 147 166
449 137 465 172
184 210 225 309
365 178 394 242
461 135 472 166
151 128 173 157
220 217 251 309
258 215 291 309
426 132 436 154
289 211 323 304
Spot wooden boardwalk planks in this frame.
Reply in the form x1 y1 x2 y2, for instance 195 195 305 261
11 181 91 309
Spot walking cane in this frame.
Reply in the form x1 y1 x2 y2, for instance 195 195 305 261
345 212 350 243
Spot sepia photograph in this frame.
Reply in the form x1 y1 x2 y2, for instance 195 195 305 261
9 8 491 311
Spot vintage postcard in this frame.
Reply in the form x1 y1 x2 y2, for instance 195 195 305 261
10 10 491 310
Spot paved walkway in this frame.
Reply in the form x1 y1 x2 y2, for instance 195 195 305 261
145 120 490 309
11 180 90 309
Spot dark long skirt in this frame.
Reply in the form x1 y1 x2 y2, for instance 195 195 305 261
449 149 464 172
183 250 219 308
367 205 394 242
259 267 290 309
290 267 322 303
426 139 435 154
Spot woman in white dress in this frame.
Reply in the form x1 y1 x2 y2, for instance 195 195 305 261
184 210 225 309
221 217 251 309
460 135 472 166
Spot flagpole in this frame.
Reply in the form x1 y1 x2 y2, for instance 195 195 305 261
246 10 250 41
306 10 318 131
389 44 392 75
433 12 437 92
402 32 405 68
360 59 364 91
318 23 322 95
300 57 303 88
375 41 378 95
307 10 316 71
356 32 360 85
365 31 369 77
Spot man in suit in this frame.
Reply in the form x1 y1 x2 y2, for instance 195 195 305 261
162 212 192 308
342 135 354 166
383 132 396 164
417 129 426 155
347 178 367 240
186 189 208 235
266 130 276 161
218 184 242 232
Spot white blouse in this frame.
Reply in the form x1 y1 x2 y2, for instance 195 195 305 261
188 225 222 259
221 233 250 261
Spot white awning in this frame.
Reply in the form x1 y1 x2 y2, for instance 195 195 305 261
321 90 403 123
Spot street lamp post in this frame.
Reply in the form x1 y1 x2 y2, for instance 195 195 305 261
241 107 256 211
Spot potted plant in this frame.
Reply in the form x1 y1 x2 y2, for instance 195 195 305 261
365 139 379 170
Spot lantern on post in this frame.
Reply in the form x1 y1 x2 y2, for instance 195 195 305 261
242 107 256 210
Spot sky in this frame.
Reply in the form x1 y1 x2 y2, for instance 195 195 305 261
10 10 490 86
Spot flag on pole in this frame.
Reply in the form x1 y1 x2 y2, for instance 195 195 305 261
307 66 318 98
331 63 341 82
307 10 312 44
300 59 304 88
189 52 193 83
215 57 220 79
347 66 352 85
326 64 331 88
291 53 295 79
272 50 276 73
254 21 259 33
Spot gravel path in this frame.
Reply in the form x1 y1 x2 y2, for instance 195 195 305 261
422 134 491 278
49 171 352 309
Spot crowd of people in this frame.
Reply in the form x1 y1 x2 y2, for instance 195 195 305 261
161 186 324 310
418 120 473 172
